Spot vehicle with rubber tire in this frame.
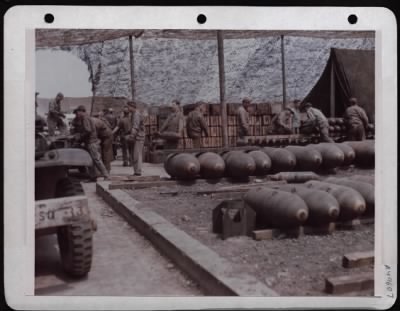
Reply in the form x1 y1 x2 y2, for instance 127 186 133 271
35 128 96 278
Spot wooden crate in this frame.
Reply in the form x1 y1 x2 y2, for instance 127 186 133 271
209 137 218 148
228 126 237 136
184 138 193 149
149 115 157 126
261 126 269 136
227 103 240 115
207 116 213 127
215 136 223 147
262 115 272 125
209 116 220 127
228 116 236 126
201 137 209 148
247 104 257 115
149 125 158 135
254 125 262 136
177 139 184 149
257 102 272 115
209 104 221 116
210 126 221 137
209 126 217 137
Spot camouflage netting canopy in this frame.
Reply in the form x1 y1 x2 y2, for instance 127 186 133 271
36 29 375 47
304 48 375 123
35 29 375 105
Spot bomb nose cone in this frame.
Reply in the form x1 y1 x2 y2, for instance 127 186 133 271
356 203 366 214
314 155 322 165
328 207 339 219
296 209 308 222
214 163 224 170
247 163 255 170
187 163 197 173
261 161 269 168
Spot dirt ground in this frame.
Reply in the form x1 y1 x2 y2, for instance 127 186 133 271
125 167 374 296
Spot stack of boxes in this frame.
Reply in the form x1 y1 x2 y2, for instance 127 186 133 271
143 102 280 151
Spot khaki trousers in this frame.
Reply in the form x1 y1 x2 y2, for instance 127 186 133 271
87 142 110 178
101 135 114 173
132 140 144 175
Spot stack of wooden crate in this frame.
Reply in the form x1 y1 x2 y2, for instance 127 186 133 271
143 102 280 149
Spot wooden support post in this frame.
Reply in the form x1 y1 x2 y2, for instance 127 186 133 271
129 35 135 101
281 35 287 109
330 63 335 117
90 95 95 116
217 30 228 147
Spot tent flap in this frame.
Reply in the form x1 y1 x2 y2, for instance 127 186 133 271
304 48 375 123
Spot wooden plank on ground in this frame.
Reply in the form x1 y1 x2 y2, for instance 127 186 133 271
325 272 374 294
252 227 303 240
210 192 244 200
109 175 162 182
303 223 336 235
335 218 361 230
197 180 287 195
109 180 177 190
342 251 374 268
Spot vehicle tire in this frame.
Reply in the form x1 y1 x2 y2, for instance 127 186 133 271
78 166 89 175
57 221 93 277
55 177 93 277
72 179 85 195
55 178 76 197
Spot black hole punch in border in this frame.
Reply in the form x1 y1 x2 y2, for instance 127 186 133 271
197 14 207 24
348 14 358 25
44 13 54 24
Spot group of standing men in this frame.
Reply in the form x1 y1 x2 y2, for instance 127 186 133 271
42 92 145 180
236 97 336 142
155 100 209 149
254 97 370 143
41 91 370 179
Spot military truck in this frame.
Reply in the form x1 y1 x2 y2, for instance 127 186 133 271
35 118 95 277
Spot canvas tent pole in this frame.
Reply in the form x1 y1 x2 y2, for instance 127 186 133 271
280 35 287 108
330 64 335 117
129 35 135 101
217 30 228 147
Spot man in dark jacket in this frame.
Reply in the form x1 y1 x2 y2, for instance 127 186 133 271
47 92 67 136
344 97 369 141
158 100 184 149
113 106 132 166
92 113 114 173
186 102 209 148
71 105 109 180
302 102 333 143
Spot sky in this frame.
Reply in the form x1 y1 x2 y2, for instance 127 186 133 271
36 50 92 98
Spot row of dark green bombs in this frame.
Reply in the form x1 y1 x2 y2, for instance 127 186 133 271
244 176 374 228
164 140 374 181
